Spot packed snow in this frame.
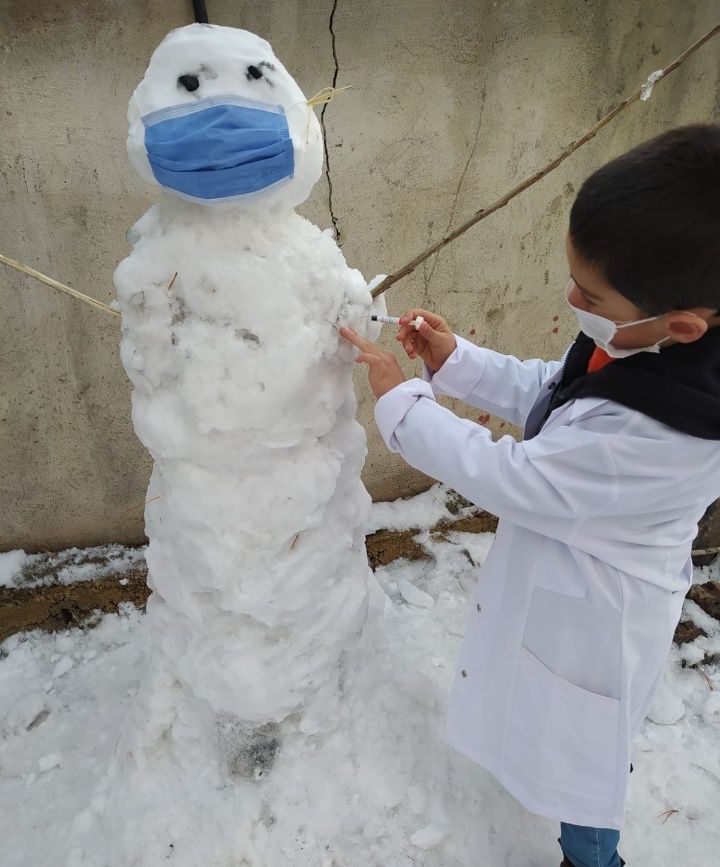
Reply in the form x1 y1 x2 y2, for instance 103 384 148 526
0 551 27 588
0 488 718 866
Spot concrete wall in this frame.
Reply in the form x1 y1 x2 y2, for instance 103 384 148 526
1 0 718 551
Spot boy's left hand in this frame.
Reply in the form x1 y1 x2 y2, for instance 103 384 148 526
340 326 406 398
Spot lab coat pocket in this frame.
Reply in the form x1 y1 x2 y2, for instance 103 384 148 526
507 646 620 804
521 582 622 699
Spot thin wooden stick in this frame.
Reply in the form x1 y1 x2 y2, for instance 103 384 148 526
691 546 720 557
123 495 161 513
371 23 720 298
697 668 714 691
0 253 121 318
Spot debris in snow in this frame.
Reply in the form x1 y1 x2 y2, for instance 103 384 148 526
640 69 664 101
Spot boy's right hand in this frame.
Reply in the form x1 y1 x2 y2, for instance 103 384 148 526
395 308 457 373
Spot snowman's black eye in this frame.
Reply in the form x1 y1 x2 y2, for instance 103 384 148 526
178 74 200 92
247 65 263 80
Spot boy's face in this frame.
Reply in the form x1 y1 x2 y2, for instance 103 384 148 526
565 233 717 350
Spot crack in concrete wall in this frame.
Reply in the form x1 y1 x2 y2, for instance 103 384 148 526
320 0 342 245
422 85 488 304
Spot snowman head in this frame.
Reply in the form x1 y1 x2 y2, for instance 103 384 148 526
127 24 324 213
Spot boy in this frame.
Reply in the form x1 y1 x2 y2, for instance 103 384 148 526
341 124 720 866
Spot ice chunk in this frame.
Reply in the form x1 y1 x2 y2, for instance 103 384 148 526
410 823 447 850
38 752 62 773
398 578 434 608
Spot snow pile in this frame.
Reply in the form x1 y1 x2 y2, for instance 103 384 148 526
366 485 471 534
0 550 27 588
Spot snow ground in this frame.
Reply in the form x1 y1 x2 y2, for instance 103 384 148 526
0 486 718 866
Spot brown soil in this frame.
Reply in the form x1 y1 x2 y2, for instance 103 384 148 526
365 511 498 569
365 529 431 570
430 513 498 540
686 581 720 621
673 620 707 645
671 583 720 647
0 567 150 643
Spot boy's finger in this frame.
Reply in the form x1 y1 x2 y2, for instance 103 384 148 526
395 324 415 342
400 308 445 329
355 352 382 365
417 319 443 343
340 326 374 352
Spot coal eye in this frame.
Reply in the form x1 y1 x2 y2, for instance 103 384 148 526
247 65 263 80
178 74 200 92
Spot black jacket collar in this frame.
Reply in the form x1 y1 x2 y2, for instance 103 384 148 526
547 328 720 440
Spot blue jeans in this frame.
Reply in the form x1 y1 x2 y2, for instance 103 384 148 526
560 822 622 867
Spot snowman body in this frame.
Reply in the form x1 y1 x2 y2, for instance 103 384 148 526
116 199 374 723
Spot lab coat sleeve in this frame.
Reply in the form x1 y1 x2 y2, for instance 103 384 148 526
420 336 564 428
375 379 620 544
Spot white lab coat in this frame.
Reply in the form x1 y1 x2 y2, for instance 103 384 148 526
374 336 720 829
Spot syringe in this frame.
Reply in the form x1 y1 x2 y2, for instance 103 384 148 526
371 314 424 330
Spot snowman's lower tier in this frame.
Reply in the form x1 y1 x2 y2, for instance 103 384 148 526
115 200 374 722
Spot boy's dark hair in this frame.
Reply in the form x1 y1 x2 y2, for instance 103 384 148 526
569 124 720 314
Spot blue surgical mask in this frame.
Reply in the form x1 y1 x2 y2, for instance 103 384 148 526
142 94 294 202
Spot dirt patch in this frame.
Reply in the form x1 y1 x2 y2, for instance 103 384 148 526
687 582 720 621
365 510 498 569
0 568 150 644
365 529 430 570
673 620 707 645
430 513 498 541
672 581 720 648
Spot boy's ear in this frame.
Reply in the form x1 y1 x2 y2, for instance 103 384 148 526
664 309 712 344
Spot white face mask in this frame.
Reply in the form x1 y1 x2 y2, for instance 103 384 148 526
565 278 669 359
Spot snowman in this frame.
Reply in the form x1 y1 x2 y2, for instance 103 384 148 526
68 23 397 866
118 22 387 735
